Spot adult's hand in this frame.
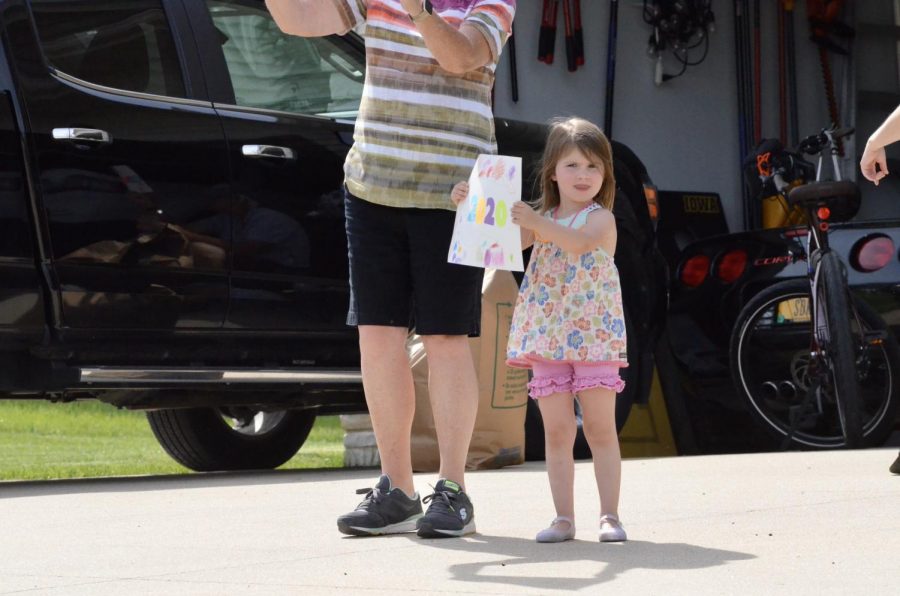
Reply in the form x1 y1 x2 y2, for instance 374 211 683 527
860 143 888 185
859 104 900 186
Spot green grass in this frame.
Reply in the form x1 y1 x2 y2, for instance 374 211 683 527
0 400 344 481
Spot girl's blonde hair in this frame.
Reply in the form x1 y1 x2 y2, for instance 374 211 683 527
536 117 616 214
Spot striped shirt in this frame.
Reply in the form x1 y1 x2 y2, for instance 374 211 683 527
330 0 516 210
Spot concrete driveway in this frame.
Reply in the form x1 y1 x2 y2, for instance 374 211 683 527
1 448 897 595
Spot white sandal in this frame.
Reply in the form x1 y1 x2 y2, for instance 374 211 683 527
599 513 627 542
536 516 576 543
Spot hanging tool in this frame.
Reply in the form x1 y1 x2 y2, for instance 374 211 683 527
562 0 577 71
777 1 787 145
752 0 761 144
509 22 518 102
734 0 752 229
807 0 853 156
785 0 799 148
573 0 585 66
644 1 715 85
604 0 619 137
538 0 559 64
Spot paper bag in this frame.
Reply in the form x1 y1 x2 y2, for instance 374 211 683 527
410 268 529 471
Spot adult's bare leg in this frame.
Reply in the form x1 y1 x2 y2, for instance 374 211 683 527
358 325 416 495
421 334 479 488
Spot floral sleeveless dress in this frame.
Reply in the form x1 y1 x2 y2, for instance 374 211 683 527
507 203 628 368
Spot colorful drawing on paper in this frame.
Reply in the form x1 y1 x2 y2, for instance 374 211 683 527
448 154 523 272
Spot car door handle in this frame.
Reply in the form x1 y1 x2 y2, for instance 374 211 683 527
242 145 295 160
52 127 112 144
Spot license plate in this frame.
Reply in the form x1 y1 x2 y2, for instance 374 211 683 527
777 297 810 323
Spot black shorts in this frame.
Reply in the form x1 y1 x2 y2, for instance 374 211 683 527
344 189 484 336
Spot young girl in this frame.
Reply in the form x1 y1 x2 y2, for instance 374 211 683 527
453 116 627 543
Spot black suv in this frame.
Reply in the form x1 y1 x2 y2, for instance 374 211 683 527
0 0 667 470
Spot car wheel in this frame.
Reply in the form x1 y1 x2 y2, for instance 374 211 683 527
146 406 316 471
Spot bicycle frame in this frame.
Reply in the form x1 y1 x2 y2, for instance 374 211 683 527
773 127 863 439
776 128 838 352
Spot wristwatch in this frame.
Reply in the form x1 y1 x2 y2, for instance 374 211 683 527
410 0 433 24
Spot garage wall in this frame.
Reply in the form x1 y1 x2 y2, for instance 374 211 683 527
491 2 896 232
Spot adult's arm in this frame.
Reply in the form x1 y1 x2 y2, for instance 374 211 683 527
266 0 349 37
861 104 900 185
400 0 500 74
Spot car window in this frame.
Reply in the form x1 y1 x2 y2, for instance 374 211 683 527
29 0 186 98
205 0 364 117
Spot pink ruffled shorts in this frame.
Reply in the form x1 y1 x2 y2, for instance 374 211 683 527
525 357 626 399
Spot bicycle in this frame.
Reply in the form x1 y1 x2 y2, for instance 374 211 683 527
730 127 900 449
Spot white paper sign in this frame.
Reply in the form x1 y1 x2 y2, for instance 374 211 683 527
448 154 524 271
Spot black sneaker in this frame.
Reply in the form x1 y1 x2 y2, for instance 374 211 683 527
337 475 423 536
416 479 475 538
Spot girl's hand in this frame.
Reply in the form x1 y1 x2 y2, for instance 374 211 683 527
451 181 469 206
511 200 540 230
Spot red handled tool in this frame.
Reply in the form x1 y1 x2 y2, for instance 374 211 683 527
573 0 584 66
538 0 559 64
562 0 576 71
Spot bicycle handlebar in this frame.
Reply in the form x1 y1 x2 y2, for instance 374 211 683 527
797 126 854 156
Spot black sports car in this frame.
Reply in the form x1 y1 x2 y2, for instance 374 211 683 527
658 194 900 453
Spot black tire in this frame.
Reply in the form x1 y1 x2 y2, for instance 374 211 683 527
816 252 863 447
730 278 900 449
146 406 316 471
613 301 640 430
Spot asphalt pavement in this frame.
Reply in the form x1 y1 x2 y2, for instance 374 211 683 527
1 448 898 595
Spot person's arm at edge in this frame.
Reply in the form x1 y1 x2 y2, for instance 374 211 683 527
861 104 900 185
266 0 348 37
401 0 497 73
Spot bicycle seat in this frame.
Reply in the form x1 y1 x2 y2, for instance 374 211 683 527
787 181 860 221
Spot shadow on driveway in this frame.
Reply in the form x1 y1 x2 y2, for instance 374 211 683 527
414 534 755 591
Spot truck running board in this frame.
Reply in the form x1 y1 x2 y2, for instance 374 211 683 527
80 367 363 385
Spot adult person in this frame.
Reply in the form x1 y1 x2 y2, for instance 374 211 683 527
859 104 900 475
265 0 516 535
860 104 900 186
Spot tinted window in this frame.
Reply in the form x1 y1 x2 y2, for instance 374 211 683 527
29 0 186 98
0 94 31 258
206 0 364 116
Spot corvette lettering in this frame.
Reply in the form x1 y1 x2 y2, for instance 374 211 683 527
754 255 794 266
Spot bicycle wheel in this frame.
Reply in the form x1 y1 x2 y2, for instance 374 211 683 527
815 251 862 447
730 278 900 449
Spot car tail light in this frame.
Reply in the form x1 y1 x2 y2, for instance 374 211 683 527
680 254 710 288
851 235 895 272
643 184 659 221
716 249 748 283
